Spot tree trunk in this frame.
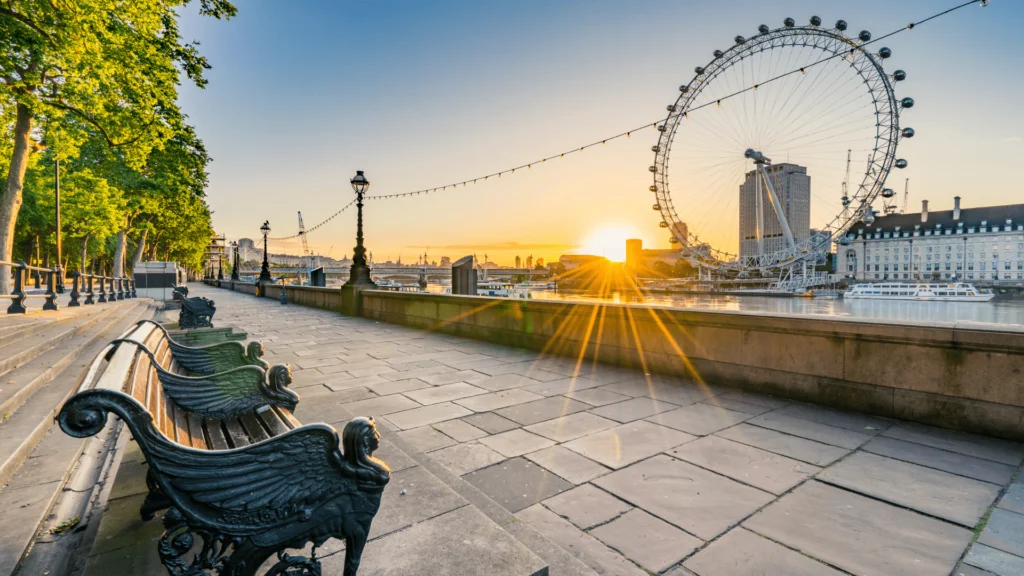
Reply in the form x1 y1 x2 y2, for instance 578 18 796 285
130 229 148 271
80 233 91 272
0 103 33 294
113 229 127 277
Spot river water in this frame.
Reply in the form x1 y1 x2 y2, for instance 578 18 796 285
525 290 1024 328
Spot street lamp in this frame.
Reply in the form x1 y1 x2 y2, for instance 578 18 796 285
259 220 273 282
231 241 240 281
347 170 376 286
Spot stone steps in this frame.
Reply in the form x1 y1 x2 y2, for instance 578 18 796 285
0 303 130 377
0 300 154 576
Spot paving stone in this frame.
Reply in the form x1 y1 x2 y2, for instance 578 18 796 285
883 423 1024 466
496 396 592 426
324 374 390 391
402 382 487 405
748 412 871 449
474 361 547 376
396 426 457 452
646 403 752 436
429 442 507 475
951 563 998 576
979 509 1024 557
998 483 1024 515
366 378 430 396
432 418 488 442
716 390 791 409
669 436 819 495
563 421 695 469
599 454 774 541
351 505 547 576
462 412 521 434
591 509 701 573
817 451 1000 527
684 527 845 576
369 465 467 539
374 439 417 472
383 402 473 430
745 480 972 576
588 397 680 423
863 436 1016 486
463 457 573 512
964 543 1024 576
479 429 556 458
543 484 632 530
520 377 603 397
525 445 611 485
517 504 648 576
525 412 618 443
775 402 893 433
378 365 454 381
698 396 773 415
716 423 849 466
341 394 420 418
415 369 488 385
564 387 632 406
474 372 543 391
455 388 544 412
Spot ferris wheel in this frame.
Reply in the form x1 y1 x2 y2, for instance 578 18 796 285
650 16 914 274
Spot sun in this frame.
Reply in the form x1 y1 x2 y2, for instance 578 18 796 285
579 225 640 262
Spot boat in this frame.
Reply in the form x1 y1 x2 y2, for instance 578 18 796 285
444 281 532 298
843 282 994 302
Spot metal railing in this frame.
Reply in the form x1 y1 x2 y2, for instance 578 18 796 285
1 261 136 314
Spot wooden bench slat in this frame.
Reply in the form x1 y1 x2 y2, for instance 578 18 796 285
172 402 191 446
256 406 290 437
186 413 208 450
274 407 302 430
204 418 230 450
239 412 271 443
96 324 155 392
222 417 253 449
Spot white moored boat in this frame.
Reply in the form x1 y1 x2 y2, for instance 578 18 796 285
844 282 994 302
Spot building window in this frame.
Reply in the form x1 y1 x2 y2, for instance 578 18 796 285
1006 262 1011 271
981 263 986 271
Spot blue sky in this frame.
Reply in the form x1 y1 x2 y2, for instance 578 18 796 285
178 0 1022 264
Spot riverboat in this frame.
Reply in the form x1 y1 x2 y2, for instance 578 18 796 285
843 282 994 302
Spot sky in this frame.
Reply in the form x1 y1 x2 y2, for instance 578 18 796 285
178 0 1023 265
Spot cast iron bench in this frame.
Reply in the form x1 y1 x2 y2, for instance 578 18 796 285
133 319 269 376
58 321 391 576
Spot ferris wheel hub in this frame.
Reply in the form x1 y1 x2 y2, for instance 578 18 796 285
744 149 772 165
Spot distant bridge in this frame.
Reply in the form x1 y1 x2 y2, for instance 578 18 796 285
237 266 547 279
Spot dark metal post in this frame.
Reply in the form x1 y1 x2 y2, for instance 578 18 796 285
84 274 95 305
116 277 125 300
54 155 65 294
97 271 107 303
69 271 81 306
259 221 272 283
131 278 137 298
32 236 41 288
347 171 376 287
43 267 58 311
231 242 240 281
7 262 27 314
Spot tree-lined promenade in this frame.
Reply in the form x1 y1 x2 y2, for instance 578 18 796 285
0 0 237 293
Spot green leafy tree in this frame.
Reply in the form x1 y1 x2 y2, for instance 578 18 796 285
0 0 235 292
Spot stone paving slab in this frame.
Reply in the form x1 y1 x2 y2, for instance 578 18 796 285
745 480 973 576
463 457 573 513
998 482 1024 515
698 396 773 415
668 436 819 495
595 454 774 541
369 464 466 539
496 396 592 426
748 412 872 449
817 451 1000 526
396 426 457 452
525 412 618 443
684 527 845 576
461 412 521 434
403 382 487 405
479 429 556 458
863 435 1017 485
542 484 632 530
366 378 430 396
978 508 1024 557
563 387 632 406
588 396 680 423
524 446 611 485
429 442 507 475
590 508 702 573
521 376 603 397
342 394 421 417
964 543 1024 575
563 421 695 469
517 504 647 576
716 423 850 466
433 418 489 442
646 403 752 436
456 389 544 412
882 423 1024 466
383 401 473 430
774 402 893 433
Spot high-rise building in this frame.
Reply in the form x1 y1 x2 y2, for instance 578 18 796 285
625 239 643 270
515 255 521 268
738 163 811 259
536 258 544 268
439 256 451 267
525 255 533 269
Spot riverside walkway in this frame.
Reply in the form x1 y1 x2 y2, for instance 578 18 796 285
184 284 1024 576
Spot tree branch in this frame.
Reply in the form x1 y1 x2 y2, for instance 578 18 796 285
0 7 55 45
41 99 158 148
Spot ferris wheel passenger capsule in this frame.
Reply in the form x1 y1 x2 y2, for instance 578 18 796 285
810 16 822 26
651 145 660 152
859 30 872 42
902 127 915 138
657 125 667 132
881 188 896 198
653 204 661 210
784 17 795 27
758 24 770 34
735 35 746 44
900 97 915 108
649 186 657 192
669 237 680 244
878 47 891 58
864 210 876 226
839 235 852 246
667 105 676 112
659 221 669 228
893 70 906 81
694 66 705 74
895 159 908 169
649 166 657 173
714 49 724 58
835 20 848 31
679 85 689 93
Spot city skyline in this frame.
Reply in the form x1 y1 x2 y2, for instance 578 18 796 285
178 0 1022 266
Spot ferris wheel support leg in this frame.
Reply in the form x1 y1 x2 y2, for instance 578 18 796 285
758 165 797 253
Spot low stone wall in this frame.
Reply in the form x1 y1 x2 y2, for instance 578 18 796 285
359 290 1024 440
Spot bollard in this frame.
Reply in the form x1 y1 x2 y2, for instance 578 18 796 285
97 275 107 303
84 274 95 305
7 262 28 314
69 271 81 307
280 285 288 305
116 277 125 301
130 278 137 298
43 267 59 311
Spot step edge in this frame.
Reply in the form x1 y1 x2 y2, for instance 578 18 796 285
0 303 130 376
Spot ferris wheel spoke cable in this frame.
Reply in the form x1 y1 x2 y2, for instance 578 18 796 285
268 0 981 240
759 60 860 149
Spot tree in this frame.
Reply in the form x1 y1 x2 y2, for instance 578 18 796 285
0 0 235 292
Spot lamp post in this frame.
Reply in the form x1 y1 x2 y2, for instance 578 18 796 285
347 170 376 286
231 241 240 281
259 221 272 283
217 243 224 281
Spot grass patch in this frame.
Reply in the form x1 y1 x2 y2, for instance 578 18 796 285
49 516 81 535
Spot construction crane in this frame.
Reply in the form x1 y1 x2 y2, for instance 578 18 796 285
840 149 852 220
297 212 311 271
901 178 910 214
